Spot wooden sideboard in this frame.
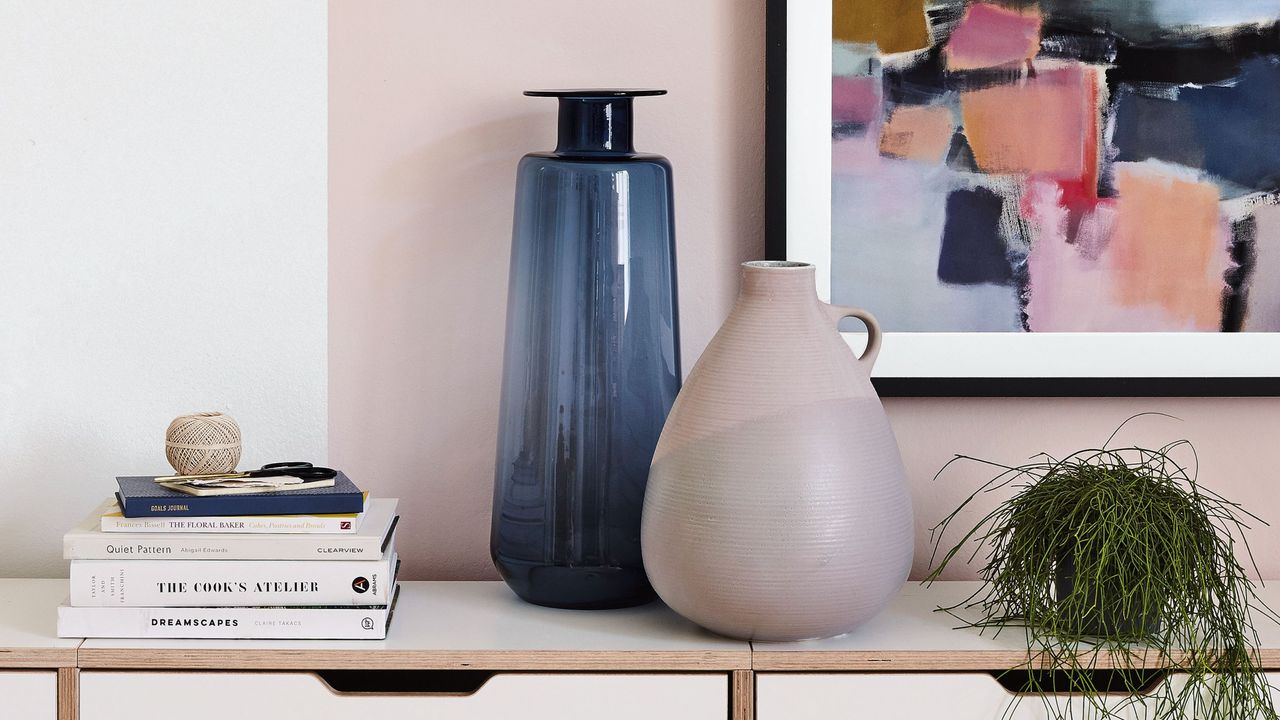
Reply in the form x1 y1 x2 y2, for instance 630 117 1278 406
753 582 1280 718
6 580 1279 720
0 579 80 720
35 580 750 720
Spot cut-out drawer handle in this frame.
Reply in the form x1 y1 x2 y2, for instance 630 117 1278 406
315 669 496 696
992 668 1169 696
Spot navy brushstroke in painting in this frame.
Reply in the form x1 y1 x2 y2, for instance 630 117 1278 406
882 47 950 107
1222 216 1258 332
946 130 979 172
882 46 1036 108
1112 57 1280 193
937 187 1014 285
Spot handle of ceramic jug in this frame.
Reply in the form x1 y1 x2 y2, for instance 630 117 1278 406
823 304 882 371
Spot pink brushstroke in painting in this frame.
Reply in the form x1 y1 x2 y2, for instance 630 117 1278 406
833 76 880 126
944 3 1041 70
1242 203 1280 331
1024 164 1232 331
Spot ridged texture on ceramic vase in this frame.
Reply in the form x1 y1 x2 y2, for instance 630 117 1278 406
642 262 913 641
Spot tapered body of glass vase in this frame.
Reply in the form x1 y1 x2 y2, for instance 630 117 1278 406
491 90 680 609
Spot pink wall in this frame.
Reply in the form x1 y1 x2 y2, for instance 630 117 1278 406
330 1 1280 581
329 0 764 579
891 398 1280 580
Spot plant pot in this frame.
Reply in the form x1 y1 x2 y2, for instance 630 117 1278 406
640 261 914 641
1053 553 1162 636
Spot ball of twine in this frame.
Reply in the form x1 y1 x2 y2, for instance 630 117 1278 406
165 412 241 475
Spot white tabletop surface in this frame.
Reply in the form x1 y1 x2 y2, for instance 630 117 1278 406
752 580 1280 669
10 579 1280 671
0 578 79 666
77 580 751 670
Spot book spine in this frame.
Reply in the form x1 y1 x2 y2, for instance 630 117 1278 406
57 602 391 639
64 532 384 561
100 514 359 534
69 554 395 607
120 492 364 518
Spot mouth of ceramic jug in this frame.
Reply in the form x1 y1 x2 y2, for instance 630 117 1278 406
742 261 812 270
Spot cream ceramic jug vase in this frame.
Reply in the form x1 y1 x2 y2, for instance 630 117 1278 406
641 261 913 641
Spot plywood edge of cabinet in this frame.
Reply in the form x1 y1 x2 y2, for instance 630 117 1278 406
75 647 753 671
731 669 754 720
750 648 1280 671
0 647 79 669
58 667 78 720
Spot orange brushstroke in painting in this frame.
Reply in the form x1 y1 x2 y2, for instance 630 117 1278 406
878 105 953 162
1109 164 1227 329
1079 73 1099 198
960 65 1095 178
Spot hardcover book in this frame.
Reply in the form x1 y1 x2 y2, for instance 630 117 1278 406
115 471 364 518
58 585 400 639
66 497 399 561
70 542 398 607
100 495 369 534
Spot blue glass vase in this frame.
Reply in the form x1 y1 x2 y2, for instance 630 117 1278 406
491 89 681 609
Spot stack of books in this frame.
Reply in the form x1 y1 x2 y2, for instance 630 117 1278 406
58 472 400 640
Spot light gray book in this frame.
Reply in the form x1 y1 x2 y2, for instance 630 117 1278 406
58 585 400 639
69 546 399 607
66 498 398 560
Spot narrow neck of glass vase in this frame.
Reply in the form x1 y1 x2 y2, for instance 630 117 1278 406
555 97 634 156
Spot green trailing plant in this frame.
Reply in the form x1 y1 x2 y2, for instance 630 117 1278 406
925 416 1278 720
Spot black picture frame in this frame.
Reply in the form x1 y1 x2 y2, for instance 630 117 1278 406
762 0 1280 398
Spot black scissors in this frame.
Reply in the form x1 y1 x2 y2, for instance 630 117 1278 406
154 461 338 483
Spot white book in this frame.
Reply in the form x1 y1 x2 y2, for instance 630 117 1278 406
100 495 369 533
70 543 398 607
58 586 399 639
66 498 399 561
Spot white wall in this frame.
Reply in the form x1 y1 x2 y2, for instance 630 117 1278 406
0 1 328 577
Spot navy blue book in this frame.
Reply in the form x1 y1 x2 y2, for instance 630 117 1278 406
115 472 364 518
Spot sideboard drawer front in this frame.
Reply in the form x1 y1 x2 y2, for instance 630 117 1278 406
758 673 1017 720
0 671 57 720
80 671 728 720
757 672 1280 719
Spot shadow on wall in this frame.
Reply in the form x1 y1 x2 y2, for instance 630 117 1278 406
2 423 115 577
371 113 540 318
346 116 544 579
720 0 768 267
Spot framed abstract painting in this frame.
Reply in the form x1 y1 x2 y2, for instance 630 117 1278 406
766 0 1280 395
